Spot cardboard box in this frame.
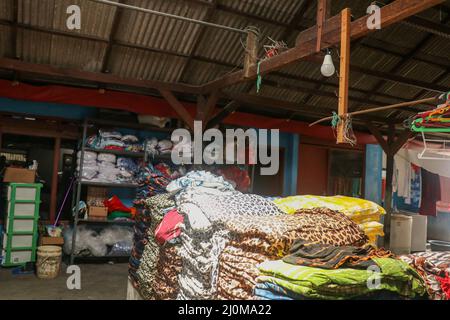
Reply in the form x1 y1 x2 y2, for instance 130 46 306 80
88 206 108 218
87 187 108 206
40 236 64 246
3 168 36 183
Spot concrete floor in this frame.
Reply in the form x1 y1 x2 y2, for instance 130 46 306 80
0 263 128 300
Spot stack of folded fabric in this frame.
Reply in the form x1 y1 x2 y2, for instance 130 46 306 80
217 208 369 300
153 245 182 300
76 151 99 180
145 138 174 156
86 130 144 152
400 251 450 300
273 195 385 245
256 254 427 300
169 171 284 300
117 157 139 183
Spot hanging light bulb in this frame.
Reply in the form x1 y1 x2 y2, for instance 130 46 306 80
320 50 335 77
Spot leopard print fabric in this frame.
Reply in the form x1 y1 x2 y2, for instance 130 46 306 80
177 188 284 227
223 207 368 257
153 245 182 300
217 208 368 300
217 245 267 300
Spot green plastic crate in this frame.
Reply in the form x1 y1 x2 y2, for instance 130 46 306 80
2 183 42 267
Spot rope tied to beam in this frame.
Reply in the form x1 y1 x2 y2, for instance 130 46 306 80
331 112 357 146
256 61 262 93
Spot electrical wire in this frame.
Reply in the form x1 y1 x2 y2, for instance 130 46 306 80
89 0 247 34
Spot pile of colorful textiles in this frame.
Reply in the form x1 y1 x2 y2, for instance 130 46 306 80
256 257 427 300
273 195 385 245
400 251 450 300
214 166 251 192
171 171 284 300
129 163 182 299
134 162 184 204
216 208 368 300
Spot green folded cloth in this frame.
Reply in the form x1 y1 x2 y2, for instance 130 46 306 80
108 211 132 220
257 258 427 300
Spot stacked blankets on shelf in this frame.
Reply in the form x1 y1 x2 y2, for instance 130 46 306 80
217 208 369 300
273 195 385 245
400 251 450 300
170 171 284 300
76 151 139 183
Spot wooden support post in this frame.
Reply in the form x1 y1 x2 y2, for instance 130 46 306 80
50 137 61 224
159 89 195 130
196 91 220 130
316 0 329 52
337 8 351 143
207 101 240 129
196 95 207 120
243 30 258 79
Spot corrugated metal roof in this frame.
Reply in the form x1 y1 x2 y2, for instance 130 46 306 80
0 0 13 20
0 25 12 57
0 0 448 123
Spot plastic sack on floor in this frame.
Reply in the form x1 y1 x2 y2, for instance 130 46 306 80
107 241 132 256
98 153 117 163
63 225 108 257
99 226 133 246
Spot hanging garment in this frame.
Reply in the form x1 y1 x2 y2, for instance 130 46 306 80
393 155 412 200
419 168 441 216
410 164 422 207
282 239 392 269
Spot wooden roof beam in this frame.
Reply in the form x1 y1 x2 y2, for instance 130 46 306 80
199 0 445 94
0 58 203 94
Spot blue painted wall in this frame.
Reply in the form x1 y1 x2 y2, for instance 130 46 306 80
364 144 383 204
0 97 96 119
280 132 299 196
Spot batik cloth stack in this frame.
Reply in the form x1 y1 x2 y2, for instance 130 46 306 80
130 193 175 299
152 245 182 300
400 251 450 300
216 208 369 300
273 195 385 245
